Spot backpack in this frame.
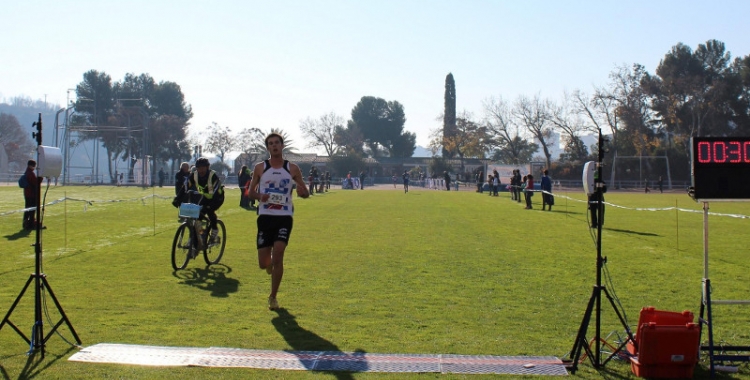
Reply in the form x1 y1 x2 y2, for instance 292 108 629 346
18 174 28 189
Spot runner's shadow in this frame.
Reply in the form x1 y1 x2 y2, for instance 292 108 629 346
272 308 366 379
4 229 32 241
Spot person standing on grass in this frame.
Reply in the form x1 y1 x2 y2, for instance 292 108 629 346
524 174 534 209
402 170 410 193
158 168 166 187
249 133 310 310
238 165 252 208
175 162 190 195
492 173 500 196
443 171 451 191
658 176 663 193
22 160 44 230
541 169 554 211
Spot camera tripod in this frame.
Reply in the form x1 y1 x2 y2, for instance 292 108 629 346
0 114 81 358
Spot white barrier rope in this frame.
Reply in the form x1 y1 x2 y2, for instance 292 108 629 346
524 190 750 220
2 190 747 220
0 194 173 217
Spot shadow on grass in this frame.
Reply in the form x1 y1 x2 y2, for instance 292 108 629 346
173 264 239 297
3 229 32 242
272 308 365 379
604 227 660 237
12 346 77 380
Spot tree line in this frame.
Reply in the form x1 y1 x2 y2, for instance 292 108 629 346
3 38 746 181
436 39 750 181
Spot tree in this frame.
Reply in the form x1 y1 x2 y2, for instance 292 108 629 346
204 122 236 163
513 94 554 168
328 151 366 177
74 70 122 181
349 96 415 158
333 122 365 156
548 93 589 163
235 127 265 167
491 136 538 165
74 70 115 127
0 113 35 168
299 111 343 157
646 40 744 144
443 73 457 158
429 111 487 172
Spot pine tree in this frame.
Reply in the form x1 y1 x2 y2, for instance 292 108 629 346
443 73 457 158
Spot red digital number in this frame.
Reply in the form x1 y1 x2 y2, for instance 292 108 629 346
745 142 750 163
728 141 741 163
697 141 711 163
713 141 726 163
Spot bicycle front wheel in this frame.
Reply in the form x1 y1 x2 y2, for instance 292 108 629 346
204 219 226 265
171 223 192 270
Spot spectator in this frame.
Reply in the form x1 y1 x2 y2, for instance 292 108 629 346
22 160 44 230
541 169 554 211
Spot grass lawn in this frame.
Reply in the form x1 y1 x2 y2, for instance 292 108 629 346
1 184 749 379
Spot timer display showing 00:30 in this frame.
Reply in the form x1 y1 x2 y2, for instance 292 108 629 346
695 140 750 164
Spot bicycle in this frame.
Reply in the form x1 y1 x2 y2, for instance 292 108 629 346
171 190 226 270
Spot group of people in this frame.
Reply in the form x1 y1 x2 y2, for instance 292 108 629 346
395 170 453 192
173 133 310 311
478 168 554 211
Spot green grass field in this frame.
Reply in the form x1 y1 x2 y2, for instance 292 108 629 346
1 184 749 379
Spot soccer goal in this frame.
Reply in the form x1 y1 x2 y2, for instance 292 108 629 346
610 154 671 190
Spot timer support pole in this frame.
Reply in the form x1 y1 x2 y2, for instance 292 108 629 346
698 201 750 378
565 128 635 374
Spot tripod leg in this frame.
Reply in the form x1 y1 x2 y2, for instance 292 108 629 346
567 286 599 373
600 287 636 366
39 276 82 345
0 275 35 343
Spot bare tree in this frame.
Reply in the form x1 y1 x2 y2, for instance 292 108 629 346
573 88 619 155
483 95 530 163
548 93 589 162
513 94 554 168
299 111 343 157
0 113 35 169
236 127 265 167
204 122 236 163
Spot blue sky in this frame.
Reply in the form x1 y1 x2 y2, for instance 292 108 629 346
2 0 748 153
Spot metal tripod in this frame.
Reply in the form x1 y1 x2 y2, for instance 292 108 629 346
0 113 81 357
565 129 635 373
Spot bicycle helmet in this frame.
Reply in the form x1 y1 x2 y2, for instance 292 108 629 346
195 157 210 167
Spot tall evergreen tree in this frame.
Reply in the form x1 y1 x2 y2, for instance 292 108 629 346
443 73 457 158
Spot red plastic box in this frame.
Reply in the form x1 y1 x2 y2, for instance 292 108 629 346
627 307 699 379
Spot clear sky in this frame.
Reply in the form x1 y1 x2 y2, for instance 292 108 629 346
2 0 748 154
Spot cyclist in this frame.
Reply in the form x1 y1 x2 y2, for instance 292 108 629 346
187 157 225 243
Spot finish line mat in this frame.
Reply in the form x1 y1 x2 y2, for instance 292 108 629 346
68 343 568 376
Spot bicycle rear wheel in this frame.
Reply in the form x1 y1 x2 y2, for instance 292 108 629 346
171 223 192 270
203 219 226 265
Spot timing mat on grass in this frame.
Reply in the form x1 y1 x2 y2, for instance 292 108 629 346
68 343 568 375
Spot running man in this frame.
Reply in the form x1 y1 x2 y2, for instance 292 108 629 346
249 133 310 310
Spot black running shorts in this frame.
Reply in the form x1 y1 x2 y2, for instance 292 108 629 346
256 215 293 249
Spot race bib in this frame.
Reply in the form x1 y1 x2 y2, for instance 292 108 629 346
268 192 284 205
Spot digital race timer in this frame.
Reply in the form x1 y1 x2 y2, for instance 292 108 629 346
691 137 750 200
